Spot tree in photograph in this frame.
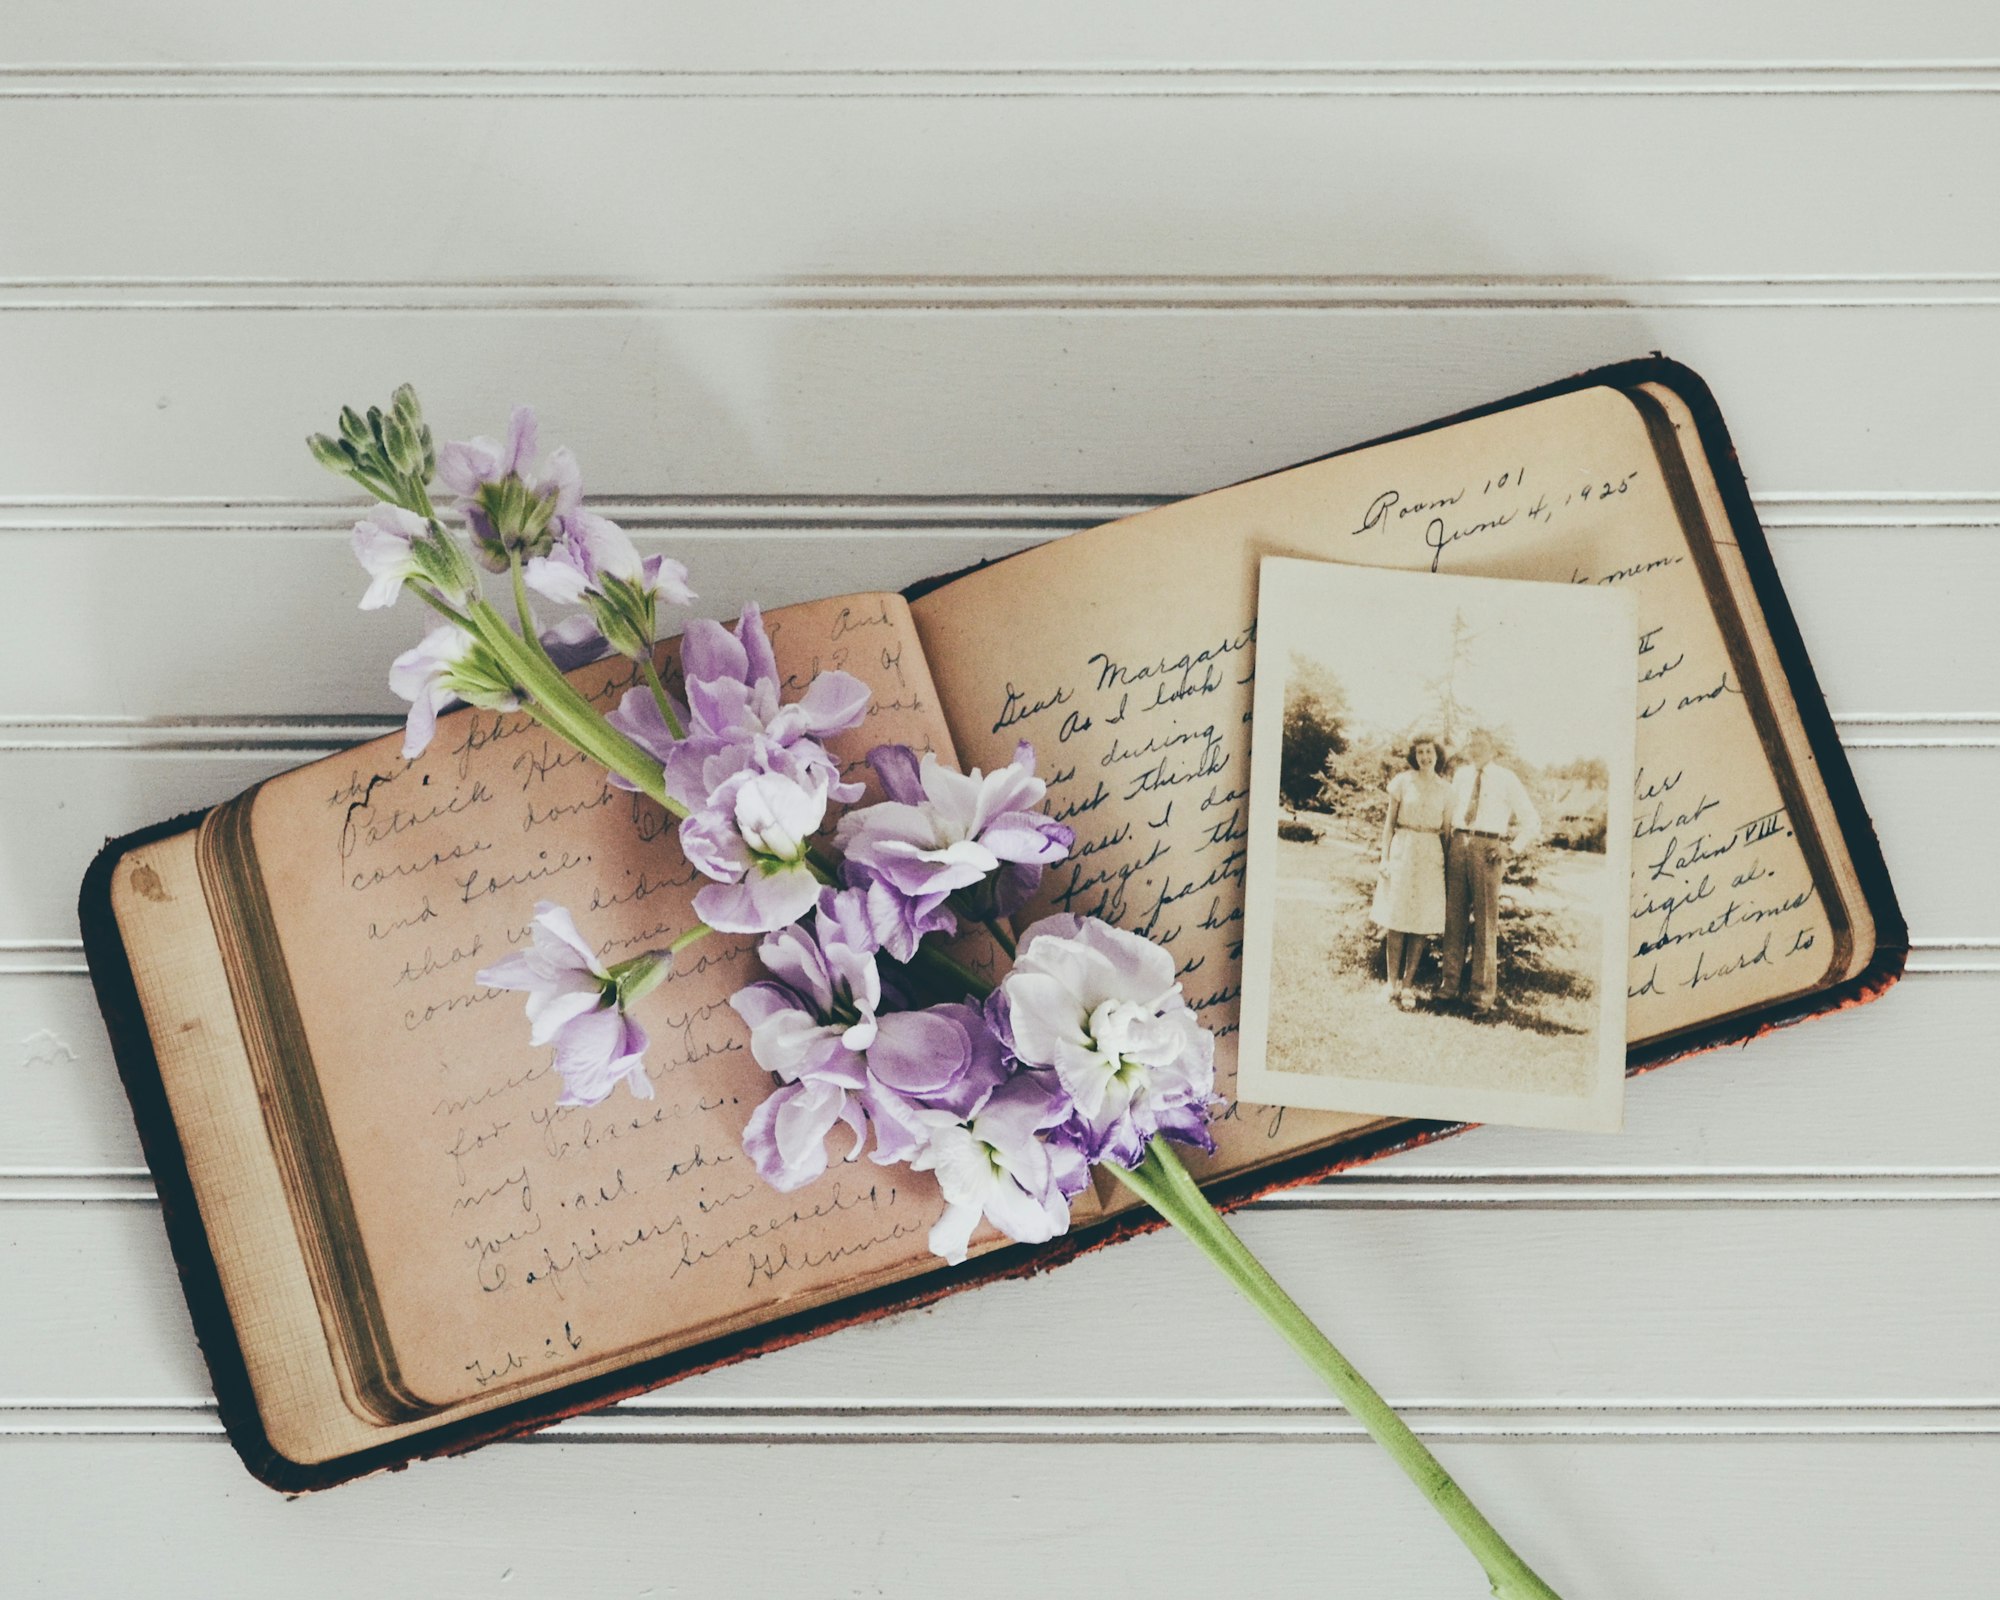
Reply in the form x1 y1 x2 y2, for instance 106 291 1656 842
1539 755 1611 854
1316 732 1396 839
1421 609 1480 751
1279 654 1349 813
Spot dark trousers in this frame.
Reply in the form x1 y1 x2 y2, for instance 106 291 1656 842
1440 832 1509 1004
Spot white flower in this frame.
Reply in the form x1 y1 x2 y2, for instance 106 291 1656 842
998 915 1217 1168
352 505 432 611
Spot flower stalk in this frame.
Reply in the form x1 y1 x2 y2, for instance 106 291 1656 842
461 589 677 812
640 655 687 741
1113 1139 1562 1599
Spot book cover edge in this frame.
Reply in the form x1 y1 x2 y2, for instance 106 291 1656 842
79 809 303 1491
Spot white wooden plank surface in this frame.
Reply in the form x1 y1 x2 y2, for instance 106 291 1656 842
8 1195 2000 1404
4 12 1997 1595
5 97 2000 286
5 309 2000 500
11 2 2000 69
6 1437 1994 1600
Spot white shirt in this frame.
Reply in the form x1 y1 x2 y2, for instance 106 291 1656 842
1449 761 1541 846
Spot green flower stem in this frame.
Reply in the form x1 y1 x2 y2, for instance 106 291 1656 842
412 586 475 632
497 564 630 761
982 918 1018 960
640 655 688 741
462 594 681 815
1113 1140 1563 1600
669 923 715 958
507 552 540 643
608 948 675 1007
910 943 991 999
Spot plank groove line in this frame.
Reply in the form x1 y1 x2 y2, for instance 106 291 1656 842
2 494 1995 529
13 276 2000 311
7 1397 2000 1442
8 1170 1999 1206
6 940 1984 978
14 64 2000 100
0 719 1980 750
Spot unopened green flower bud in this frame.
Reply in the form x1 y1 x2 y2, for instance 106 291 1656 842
307 433 350 473
585 572 657 662
608 948 674 1008
469 476 561 567
383 413 419 476
410 521 478 603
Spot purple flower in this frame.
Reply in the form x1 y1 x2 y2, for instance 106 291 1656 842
741 1079 868 1195
436 404 580 570
839 860 960 964
835 743 1073 926
476 902 657 1108
861 1000 1014 1166
351 503 476 613
910 1072 1087 1264
609 605 869 813
387 623 518 759
436 403 572 513
686 604 872 756
679 753 832 934
732 902 1024 1188
731 901 885 1191
731 894 885 1081
995 915 1218 1168
525 511 693 609
537 613 613 672
524 510 696 662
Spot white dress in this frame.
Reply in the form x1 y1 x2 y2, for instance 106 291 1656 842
1368 770 1450 936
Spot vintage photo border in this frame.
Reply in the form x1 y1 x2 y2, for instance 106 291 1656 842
1236 556 1638 1134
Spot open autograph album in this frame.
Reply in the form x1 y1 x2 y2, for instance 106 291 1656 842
82 357 1905 1489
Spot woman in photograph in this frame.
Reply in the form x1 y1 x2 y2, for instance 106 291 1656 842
1370 734 1453 1008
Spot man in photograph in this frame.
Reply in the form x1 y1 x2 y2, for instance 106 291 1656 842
1439 730 1541 1015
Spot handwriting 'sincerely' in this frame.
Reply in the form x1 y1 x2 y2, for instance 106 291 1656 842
253 595 961 1411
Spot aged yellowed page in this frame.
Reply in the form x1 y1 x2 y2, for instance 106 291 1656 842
244 592 1003 1413
910 383 1865 1180
119 825 984 1466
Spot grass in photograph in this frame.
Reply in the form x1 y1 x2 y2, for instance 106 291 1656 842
1265 820 1602 1098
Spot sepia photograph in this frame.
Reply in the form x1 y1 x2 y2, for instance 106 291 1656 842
1238 558 1637 1133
